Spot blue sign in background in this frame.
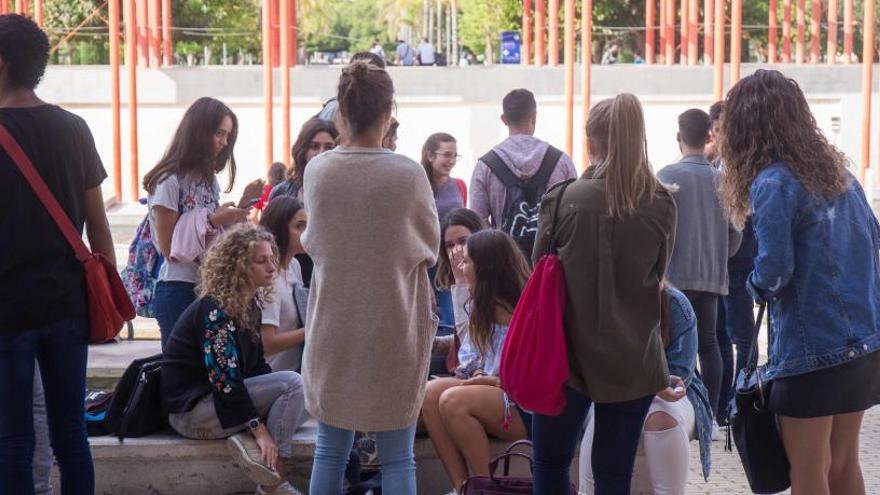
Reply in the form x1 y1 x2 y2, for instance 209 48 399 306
501 31 521 64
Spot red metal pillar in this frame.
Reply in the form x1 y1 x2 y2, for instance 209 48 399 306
124 0 139 201
860 0 874 184
564 0 574 157
162 0 172 66
0 1 8 14
522 0 532 65
549 0 559 66
15 0 25 15
290 0 297 66
713 0 724 100
263 0 274 170
281 0 291 168
660 0 667 63
688 0 698 64
844 0 853 63
581 0 592 169
731 0 742 84
810 0 820 63
34 0 43 26
680 0 688 65
271 0 280 67
665 0 675 65
646 0 655 64
827 0 838 64
769 0 778 63
109 0 122 202
536 0 545 65
704 0 713 64
136 0 147 66
148 0 161 67
783 0 792 62
796 0 805 64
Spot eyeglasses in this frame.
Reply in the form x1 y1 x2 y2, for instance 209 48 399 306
309 142 335 152
433 152 462 162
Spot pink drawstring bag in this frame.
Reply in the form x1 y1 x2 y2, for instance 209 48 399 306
500 180 573 416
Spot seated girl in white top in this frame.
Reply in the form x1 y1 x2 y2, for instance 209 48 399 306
421 230 532 494
258 196 308 372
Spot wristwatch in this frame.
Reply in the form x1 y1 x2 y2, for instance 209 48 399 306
246 417 261 432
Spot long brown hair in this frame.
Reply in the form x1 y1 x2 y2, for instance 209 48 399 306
465 230 531 356
420 132 457 194
588 94 663 218
435 208 485 290
287 118 339 189
144 97 238 194
719 69 849 229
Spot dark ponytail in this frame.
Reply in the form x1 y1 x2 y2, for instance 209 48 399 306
337 60 394 137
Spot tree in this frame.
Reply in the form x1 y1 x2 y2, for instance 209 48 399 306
458 0 520 63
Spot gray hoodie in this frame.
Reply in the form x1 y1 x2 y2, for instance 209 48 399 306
469 134 577 227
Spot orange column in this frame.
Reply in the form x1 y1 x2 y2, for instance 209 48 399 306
290 0 297 66
270 0 280 67
680 0 689 64
688 0 698 64
564 0 575 156
148 0 161 67
795 0 805 64
827 0 837 64
769 0 778 63
522 0 532 65
646 0 655 64
136 0 147 66
860 0 874 184
536 0 545 65
713 0 724 100
704 0 713 64
34 0 42 26
783 0 792 62
581 0 592 168
15 0 25 14
810 0 820 63
665 0 675 65
124 0 140 200
549 0 559 65
281 0 291 168
162 0 172 66
731 0 742 84
263 0 274 170
109 0 122 202
844 0 853 62
660 0 667 63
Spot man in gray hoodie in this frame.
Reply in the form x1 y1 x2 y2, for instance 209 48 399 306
470 88 577 250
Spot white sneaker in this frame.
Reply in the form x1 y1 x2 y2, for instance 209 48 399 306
711 423 723 441
227 433 283 487
256 481 304 495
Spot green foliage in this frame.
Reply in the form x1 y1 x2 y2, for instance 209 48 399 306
172 0 260 59
302 0 385 53
458 0 520 62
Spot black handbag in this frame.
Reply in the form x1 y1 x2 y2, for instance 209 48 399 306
105 353 167 440
730 304 792 494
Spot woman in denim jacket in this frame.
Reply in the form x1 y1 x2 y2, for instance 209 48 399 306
719 69 880 494
579 286 713 494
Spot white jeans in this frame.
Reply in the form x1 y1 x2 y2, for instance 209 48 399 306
579 395 696 495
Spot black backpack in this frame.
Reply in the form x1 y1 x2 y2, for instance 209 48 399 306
105 353 167 440
479 146 562 258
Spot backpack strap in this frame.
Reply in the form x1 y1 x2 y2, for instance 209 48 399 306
479 150 520 188
527 145 563 193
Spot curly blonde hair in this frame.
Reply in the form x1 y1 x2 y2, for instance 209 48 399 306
719 70 849 228
198 224 278 330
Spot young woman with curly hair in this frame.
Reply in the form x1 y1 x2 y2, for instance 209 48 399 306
162 224 307 495
719 69 880 495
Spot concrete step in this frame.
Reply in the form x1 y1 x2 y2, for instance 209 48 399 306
87 339 162 390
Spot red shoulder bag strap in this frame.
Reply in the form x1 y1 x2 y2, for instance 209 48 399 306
0 123 92 263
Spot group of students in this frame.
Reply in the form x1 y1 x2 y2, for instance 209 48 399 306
3 12 880 495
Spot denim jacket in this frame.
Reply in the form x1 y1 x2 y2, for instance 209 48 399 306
748 163 880 380
667 287 713 480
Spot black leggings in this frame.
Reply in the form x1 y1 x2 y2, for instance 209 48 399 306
684 290 722 418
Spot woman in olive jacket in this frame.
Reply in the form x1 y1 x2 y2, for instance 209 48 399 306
530 94 680 494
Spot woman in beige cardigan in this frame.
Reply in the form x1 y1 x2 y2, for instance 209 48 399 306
301 60 440 494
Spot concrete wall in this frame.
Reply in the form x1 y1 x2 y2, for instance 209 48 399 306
39 64 876 203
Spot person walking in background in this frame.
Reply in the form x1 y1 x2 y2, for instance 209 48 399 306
302 60 439 495
144 97 264 348
396 39 415 66
601 43 620 65
0 14 114 493
656 109 742 428
470 88 576 257
369 38 386 64
530 94 678 494
417 37 436 65
719 69 880 495
162 225 307 495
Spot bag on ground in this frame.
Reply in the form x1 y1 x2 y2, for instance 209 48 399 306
105 353 167 440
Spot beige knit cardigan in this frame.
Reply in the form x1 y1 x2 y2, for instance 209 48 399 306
301 146 440 431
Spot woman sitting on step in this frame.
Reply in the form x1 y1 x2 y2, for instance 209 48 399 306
162 224 308 495
421 230 532 494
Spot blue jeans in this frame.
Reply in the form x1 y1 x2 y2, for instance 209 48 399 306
717 297 735 424
725 282 757 377
33 365 54 495
533 387 653 495
154 281 197 350
427 265 454 327
0 317 94 495
310 422 417 495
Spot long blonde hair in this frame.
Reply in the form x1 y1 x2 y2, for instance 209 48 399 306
588 94 663 218
198 224 278 331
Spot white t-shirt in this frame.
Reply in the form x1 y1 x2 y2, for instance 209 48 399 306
262 259 305 372
148 173 220 283
417 42 435 65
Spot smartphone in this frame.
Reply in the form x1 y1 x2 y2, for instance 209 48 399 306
243 197 260 209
